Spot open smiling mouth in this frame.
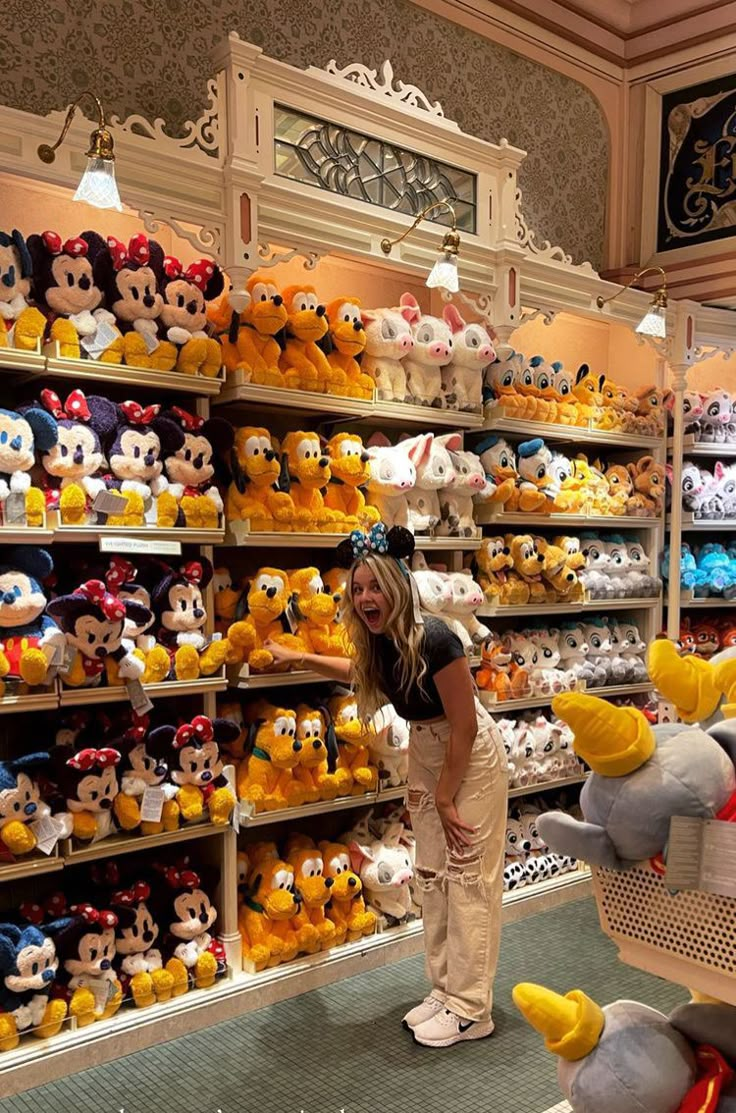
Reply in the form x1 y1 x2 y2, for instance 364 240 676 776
361 605 382 628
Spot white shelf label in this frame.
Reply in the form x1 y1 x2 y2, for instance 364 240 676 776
99 536 182 555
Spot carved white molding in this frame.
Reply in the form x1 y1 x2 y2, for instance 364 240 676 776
519 306 558 327
514 188 596 274
323 59 445 118
443 288 495 325
110 79 219 157
256 243 322 270
692 342 736 364
139 209 221 258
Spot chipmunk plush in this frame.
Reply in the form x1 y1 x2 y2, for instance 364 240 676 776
279 286 331 393
280 430 340 531
159 254 224 377
156 406 232 529
239 856 299 970
211 272 288 386
149 715 237 827
223 567 306 672
324 432 380 530
0 228 46 351
324 297 374 399
289 567 346 656
319 841 376 944
27 230 124 362
47 578 150 688
236 704 306 812
99 234 178 370
226 425 296 532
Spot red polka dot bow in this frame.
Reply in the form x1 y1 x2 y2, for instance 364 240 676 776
41 231 89 258
20 891 67 924
67 747 121 771
181 561 204 585
78 579 126 622
163 866 201 889
105 556 137 592
71 904 118 928
107 233 151 271
111 881 150 906
170 406 204 431
119 400 161 426
124 711 150 743
162 255 216 292
40 388 91 422
173 715 213 750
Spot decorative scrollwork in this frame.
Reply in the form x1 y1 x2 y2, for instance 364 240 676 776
110 79 219 157
514 188 596 274
323 59 445 118
442 289 495 325
256 243 322 270
519 306 558 327
138 210 221 258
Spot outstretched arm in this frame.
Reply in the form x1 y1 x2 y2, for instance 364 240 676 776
263 639 353 682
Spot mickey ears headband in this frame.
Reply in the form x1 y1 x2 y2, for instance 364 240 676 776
335 523 415 569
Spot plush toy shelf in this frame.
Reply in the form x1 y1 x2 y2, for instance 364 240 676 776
476 508 663 529
41 341 226 395
0 850 64 884
478 681 653 714
226 665 336 689
215 379 374 418
223 523 482 550
477 596 660 617
678 592 736 609
667 435 736 458
0 524 54 545
673 512 736 531
0 345 46 375
58 673 227 707
363 398 484 430
48 514 225 547
60 818 229 866
508 773 589 799
481 410 665 450
0 688 59 715
239 782 407 828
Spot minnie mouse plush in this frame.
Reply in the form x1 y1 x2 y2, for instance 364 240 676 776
156 405 232 529
159 254 224 377
151 859 224 990
50 903 123 1026
148 714 237 826
0 228 46 352
113 714 180 835
26 230 124 362
51 745 121 841
104 556 170 683
47 578 151 688
99 234 178 371
147 558 228 679
36 389 117 525
105 871 175 1008
0 547 65 691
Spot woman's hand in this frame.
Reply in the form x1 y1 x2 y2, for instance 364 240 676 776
262 640 304 667
435 796 477 852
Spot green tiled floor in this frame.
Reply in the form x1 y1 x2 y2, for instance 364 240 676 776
4 897 686 1113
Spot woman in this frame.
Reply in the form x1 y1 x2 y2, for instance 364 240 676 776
265 523 508 1049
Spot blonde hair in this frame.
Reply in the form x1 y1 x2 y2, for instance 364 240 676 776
342 554 426 720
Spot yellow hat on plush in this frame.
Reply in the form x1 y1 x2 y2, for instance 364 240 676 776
552 692 655 777
647 637 723 723
512 983 605 1061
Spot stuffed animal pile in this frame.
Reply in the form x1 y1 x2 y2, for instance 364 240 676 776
483 353 667 436
669 458 736 520
677 615 736 660
493 710 580 787
667 386 736 443
663 542 736 599
410 554 489 652
473 436 665 518
503 797 580 892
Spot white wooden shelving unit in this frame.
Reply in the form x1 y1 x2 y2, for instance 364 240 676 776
0 28 734 1095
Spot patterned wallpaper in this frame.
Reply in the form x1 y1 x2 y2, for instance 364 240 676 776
1 0 608 268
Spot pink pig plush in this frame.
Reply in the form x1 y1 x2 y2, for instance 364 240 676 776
399 293 454 408
440 305 496 412
362 305 415 403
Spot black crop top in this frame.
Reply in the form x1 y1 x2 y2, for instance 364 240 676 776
375 616 466 722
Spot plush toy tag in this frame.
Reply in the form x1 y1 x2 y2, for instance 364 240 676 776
4 491 27 526
667 815 736 898
80 320 118 359
142 330 159 355
92 489 129 515
126 679 154 715
284 600 299 635
47 641 67 669
29 815 60 855
140 786 165 824
87 975 115 1015
239 799 255 822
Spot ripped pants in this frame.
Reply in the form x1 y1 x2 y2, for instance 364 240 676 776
408 700 508 1023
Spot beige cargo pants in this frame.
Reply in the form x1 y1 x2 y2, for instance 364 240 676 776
408 699 508 1023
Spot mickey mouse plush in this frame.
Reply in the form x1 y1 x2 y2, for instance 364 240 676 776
0 229 46 352
51 744 121 841
0 547 65 691
47 577 151 688
146 558 228 680
0 753 72 856
36 388 117 525
98 234 178 371
0 920 70 1049
159 254 224 377
26 230 124 362
156 405 232 529
0 402 57 526
149 714 237 826
50 903 123 1026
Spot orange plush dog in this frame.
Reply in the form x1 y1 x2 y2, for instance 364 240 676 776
324 297 374 399
324 432 380 531
226 425 295 531
281 430 339 531
212 274 288 387
279 286 331 393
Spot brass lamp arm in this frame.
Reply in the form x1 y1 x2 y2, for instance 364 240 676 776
38 91 112 165
380 200 458 255
596 266 667 309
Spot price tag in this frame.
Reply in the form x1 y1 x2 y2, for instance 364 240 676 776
140 786 165 824
142 330 159 355
80 320 118 359
99 536 182 556
126 679 154 715
47 641 67 668
4 492 26 525
30 816 61 856
87 975 115 1015
92 490 129 515
239 799 255 822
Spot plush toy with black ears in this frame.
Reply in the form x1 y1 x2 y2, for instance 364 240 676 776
0 919 71 1048
46 578 151 688
146 558 229 680
0 752 72 856
155 405 233 529
112 714 180 835
0 402 57 526
0 546 65 691
36 388 116 525
99 863 177 1008
159 255 224 377
98 234 178 371
49 902 124 1025
151 858 224 990
149 714 238 826
51 743 121 842
104 556 170 684
26 230 124 362
0 228 47 351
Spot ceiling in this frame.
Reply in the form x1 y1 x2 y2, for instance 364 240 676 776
485 0 736 63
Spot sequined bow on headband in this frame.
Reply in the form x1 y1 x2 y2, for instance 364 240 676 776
335 523 415 569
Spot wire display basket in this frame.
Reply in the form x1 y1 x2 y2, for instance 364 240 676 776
591 863 736 1004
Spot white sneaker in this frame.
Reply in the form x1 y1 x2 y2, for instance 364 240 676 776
402 994 445 1031
412 1007 495 1048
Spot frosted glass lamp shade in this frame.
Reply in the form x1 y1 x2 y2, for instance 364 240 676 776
73 157 123 211
426 253 459 294
635 305 666 339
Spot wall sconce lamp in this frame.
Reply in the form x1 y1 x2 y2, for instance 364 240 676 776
37 91 122 212
596 265 668 339
380 200 461 293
